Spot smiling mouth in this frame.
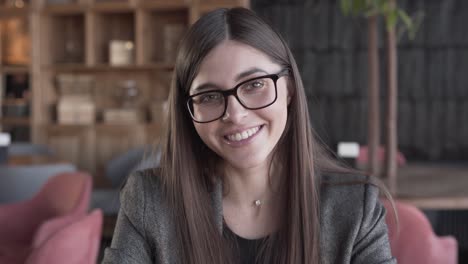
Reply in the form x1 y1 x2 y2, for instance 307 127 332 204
225 125 263 142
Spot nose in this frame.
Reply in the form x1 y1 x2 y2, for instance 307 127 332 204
222 95 247 123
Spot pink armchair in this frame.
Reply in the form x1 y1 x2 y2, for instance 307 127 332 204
357 145 407 168
26 209 103 264
0 172 92 263
382 200 458 264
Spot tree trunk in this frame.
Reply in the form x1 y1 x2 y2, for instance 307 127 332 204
367 15 380 177
385 0 398 195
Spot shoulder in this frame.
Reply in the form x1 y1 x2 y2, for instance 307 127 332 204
122 168 165 199
121 168 163 207
320 173 377 206
120 168 166 227
319 173 394 263
120 168 177 246
319 173 382 226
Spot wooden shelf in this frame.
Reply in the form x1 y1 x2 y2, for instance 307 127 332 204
398 197 468 210
93 63 174 71
138 9 188 64
96 123 148 129
139 1 189 11
47 122 163 129
0 0 249 178
0 65 30 74
199 2 245 13
93 12 135 64
42 3 86 14
392 162 468 209
42 13 85 64
92 1 134 12
2 98 29 105
46 62 174 72
0 6 30 16
0 117 30 126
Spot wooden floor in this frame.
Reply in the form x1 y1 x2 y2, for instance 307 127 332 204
391 162 468 209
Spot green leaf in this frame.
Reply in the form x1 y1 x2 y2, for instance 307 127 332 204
380 1 390 14
395 9 424 40
340 0 352 15
407 11 425 40
340 0 372 16
386 9 398 30
349 0 364 15
364 8 379 17
398 9 413 29
353 0 367 11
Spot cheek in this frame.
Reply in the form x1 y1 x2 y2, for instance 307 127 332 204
194 123 217 148
258 92 289 129
273 88 290 130
278 77 290 96
275 86 290 115
194 123 207 142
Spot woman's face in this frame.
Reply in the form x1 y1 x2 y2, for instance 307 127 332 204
189 40 290 171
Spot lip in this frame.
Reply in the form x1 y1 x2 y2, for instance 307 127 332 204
222 125 264 147
222 125 263 136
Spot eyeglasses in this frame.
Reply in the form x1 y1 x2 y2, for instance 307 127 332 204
186 69 289 123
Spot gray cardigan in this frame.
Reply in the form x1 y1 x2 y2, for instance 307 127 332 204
102 170 396 264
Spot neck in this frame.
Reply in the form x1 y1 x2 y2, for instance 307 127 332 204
222 161 281 208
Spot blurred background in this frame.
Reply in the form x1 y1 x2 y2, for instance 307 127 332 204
254 0 468 162
0 0 466 263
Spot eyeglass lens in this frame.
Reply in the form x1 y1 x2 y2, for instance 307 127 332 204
189 76 276 122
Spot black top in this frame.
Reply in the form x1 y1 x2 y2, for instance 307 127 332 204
223 225 266 264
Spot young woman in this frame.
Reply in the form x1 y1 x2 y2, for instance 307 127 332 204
103 7 396 264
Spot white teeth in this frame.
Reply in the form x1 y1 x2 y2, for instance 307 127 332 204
227 126 260 142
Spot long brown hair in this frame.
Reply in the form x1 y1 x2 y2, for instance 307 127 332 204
158 7 373 264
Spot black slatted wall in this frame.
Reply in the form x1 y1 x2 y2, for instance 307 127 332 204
252 0 468 161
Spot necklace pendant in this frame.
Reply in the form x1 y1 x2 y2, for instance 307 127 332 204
254 199 262 207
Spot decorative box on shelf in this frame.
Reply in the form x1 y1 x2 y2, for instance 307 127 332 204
55 74 94 97
2 17 30 65
2 99 29 117
109 40 134 66
57 96 96 125
103 108 144 125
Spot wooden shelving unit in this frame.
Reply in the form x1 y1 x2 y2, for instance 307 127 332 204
0 65 30 74
393 163 468 209
139 1 189 11
46 63 174 72
0 6 30 17
0 3 32 141
0 0 250 186
42 4 86 14
1 116 30 126
91 1 134 12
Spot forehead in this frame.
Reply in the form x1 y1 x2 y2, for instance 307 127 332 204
190 40 280 91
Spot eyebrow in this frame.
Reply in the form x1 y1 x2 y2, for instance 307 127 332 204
235 67 268 81
191 67 268 93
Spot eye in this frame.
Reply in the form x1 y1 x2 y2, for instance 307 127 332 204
244 80 265 91
194 92 223 104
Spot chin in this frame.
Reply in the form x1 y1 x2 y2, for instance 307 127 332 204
224 154 270 170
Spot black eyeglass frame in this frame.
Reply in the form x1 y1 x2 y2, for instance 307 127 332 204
186 68 290 123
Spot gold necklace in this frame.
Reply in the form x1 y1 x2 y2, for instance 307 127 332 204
254 199 262 207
